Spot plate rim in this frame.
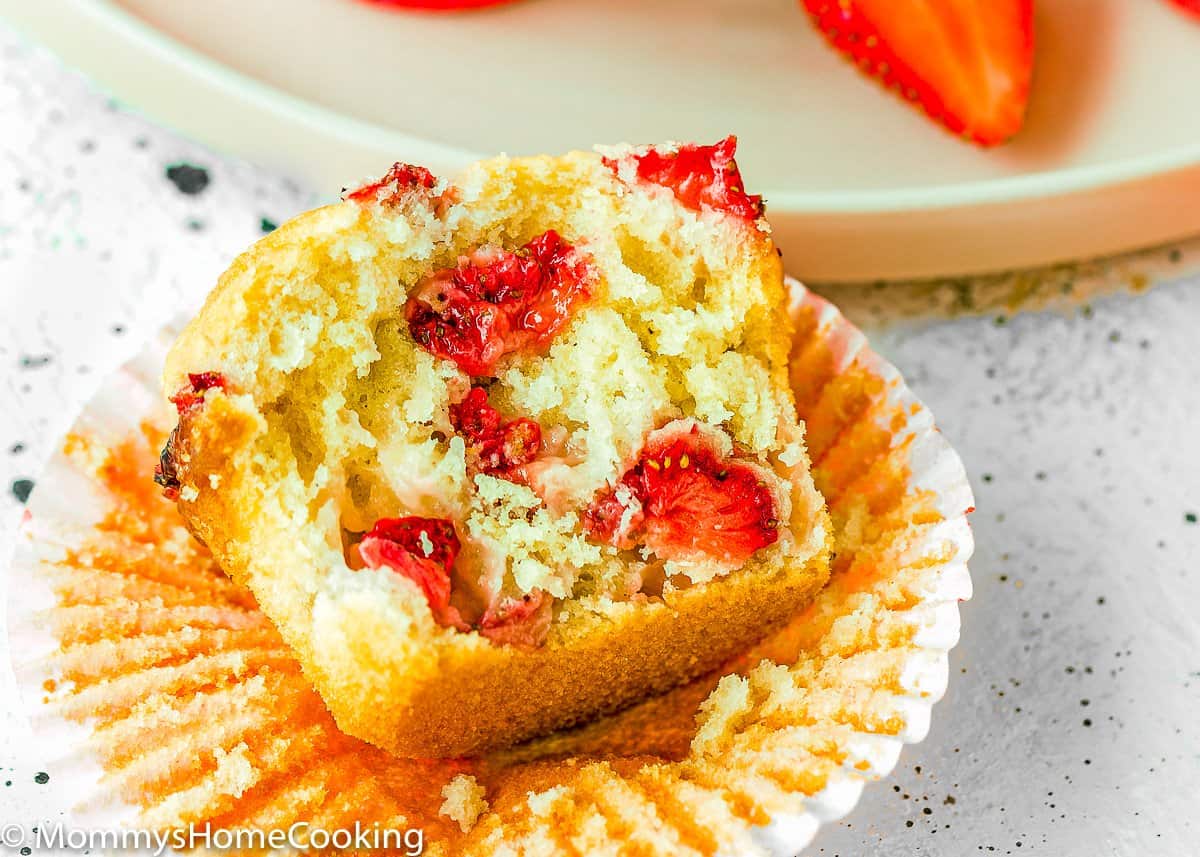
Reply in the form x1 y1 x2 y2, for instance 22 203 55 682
5 0 1200 214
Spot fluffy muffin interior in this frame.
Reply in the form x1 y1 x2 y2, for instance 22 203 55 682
164 144 824 643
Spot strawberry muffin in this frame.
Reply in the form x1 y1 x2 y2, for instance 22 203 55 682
157 137 831 757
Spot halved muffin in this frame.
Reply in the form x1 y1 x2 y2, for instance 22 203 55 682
157 137 831 757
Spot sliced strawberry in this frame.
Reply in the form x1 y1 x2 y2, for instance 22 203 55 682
477 590 552 649
345 162 437 207
364 0 517 10
1167 0 1200 18
605 136 764 221
449 386 542 476
801 0 1034 146
585 423 780 568
154 372 231 499
406 229 591 376
358 516 465 627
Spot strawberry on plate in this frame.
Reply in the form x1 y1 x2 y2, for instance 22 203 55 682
801 0 1035 146
364 0 518 10
1166 0 1200 19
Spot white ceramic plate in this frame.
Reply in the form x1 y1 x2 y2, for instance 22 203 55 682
3 0 1200 281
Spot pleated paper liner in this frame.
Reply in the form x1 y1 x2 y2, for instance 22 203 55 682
6 279 973 856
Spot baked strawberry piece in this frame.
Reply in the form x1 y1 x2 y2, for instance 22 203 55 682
153 372 230 500
603 136 763 221
160 140 830 757
406 229 591 376
585 420 780 572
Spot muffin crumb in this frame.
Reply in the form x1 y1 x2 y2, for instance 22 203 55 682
439 774 488 832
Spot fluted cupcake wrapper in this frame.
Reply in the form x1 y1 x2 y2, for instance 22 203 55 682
5 279 973 856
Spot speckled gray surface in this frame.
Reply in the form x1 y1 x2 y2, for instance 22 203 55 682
1 22 1197 856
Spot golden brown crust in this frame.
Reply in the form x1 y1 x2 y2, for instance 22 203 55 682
325 542 830 757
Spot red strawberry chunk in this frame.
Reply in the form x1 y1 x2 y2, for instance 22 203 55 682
449 386 542 476
605 136 763 221
357 515 552 646
169 371 229 415
407 230 591 376
477 590 552 649
345 162 437 207
155 372 231 499
358 516 466 628
581 483 643 550
585 423 780 568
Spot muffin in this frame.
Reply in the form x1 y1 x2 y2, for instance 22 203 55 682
156 137 831 757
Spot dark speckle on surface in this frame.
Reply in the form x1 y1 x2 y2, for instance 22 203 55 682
817 279 1200 855
164 162 209 195
0 41 336 850
19 354 52 369
260 216 277 233
186 218 206 232
11 478 34 504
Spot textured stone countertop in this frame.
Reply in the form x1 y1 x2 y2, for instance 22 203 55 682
1 23 1197 856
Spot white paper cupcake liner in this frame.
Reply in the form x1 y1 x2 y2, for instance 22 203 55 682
3 279 973 856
